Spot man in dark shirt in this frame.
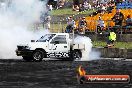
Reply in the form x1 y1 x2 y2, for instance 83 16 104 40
78 17 87 28
112 9 124 26
112 9 124 33
78 17 87 34
126 15 132 26
124 15 132 33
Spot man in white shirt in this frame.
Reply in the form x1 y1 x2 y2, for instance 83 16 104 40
97 16 105 33
65 16 76 33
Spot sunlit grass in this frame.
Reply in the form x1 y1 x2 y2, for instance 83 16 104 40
50 8 95 15
93 41 132 49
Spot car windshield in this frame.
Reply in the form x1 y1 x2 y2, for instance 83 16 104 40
37 34 56 42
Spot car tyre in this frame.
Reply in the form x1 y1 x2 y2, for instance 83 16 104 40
33 50 44 61
72 50 82 60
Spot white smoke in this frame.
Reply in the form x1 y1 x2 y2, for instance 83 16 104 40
74 36 101 61
0 0 48 59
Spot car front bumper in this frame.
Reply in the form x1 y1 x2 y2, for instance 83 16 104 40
16 49 34 56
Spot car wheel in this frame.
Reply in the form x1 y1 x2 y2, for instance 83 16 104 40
72 50 82 60
33 50 44 61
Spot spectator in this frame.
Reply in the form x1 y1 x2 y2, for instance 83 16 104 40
47 0 58 9
53 0 58 9
88 3 92 9
78 17 88 34
124 15 132 33
112 9 124 32
115 0 123 5
79 3 84 12
97 16 105 33
48 4 53 11
83 1 89 10
72 5 79 11
107 3 114 13
126 15 132 26
79 0 85 11
44 15 51 30
65 16 76 33
58 0 65 8
47 0 53 11
78 17 87 27
107 29 116 47
101 4 107 13
48 0 54 5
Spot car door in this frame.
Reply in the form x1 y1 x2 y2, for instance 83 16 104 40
48 35 70 57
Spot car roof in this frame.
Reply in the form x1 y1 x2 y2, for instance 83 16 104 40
47 33 69 35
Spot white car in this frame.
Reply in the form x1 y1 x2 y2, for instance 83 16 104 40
16 33 85 61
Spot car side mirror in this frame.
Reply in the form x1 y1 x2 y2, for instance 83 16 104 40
31 40 35 42
55 41 59 44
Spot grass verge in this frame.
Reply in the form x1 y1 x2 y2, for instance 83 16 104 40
93 41 132 49
50 8 95 16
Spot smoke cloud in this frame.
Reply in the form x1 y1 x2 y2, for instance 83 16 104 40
0 0 47 59
74 36 101 61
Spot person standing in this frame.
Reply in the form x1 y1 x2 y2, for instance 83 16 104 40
112 9 124 26
126 15 132 26
78 17 87 34
65 16 76 33
97 16 105 34
53 0 58 9
45 15 51 30
107 29 116 47
112 9 124 32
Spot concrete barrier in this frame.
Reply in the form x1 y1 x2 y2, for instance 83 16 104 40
92 48 132 59
87 34 132 42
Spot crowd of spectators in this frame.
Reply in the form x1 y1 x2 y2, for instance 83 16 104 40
46 0 116 12
40 0 131 47
43 0 132 33
66 8 132 34
47 0 65 10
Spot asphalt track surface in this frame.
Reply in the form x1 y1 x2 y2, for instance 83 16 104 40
0 58 132 88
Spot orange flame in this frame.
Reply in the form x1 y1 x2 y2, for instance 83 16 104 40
78 65 86 76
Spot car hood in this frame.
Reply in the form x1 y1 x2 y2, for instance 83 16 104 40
28 42 48 50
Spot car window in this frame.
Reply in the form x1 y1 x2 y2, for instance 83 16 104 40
37 34 55 42
51 35 67 44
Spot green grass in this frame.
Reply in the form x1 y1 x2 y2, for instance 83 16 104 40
47 23 67 33
93 41 132 49
50 8 95 15
37 23 67 33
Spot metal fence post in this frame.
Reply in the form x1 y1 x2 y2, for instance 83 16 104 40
121 25 123 35
52 22 54 32
61 21 64 33
95 20 98 34
59 22 61 33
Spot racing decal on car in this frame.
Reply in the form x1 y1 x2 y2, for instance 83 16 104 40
47 52 69 57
